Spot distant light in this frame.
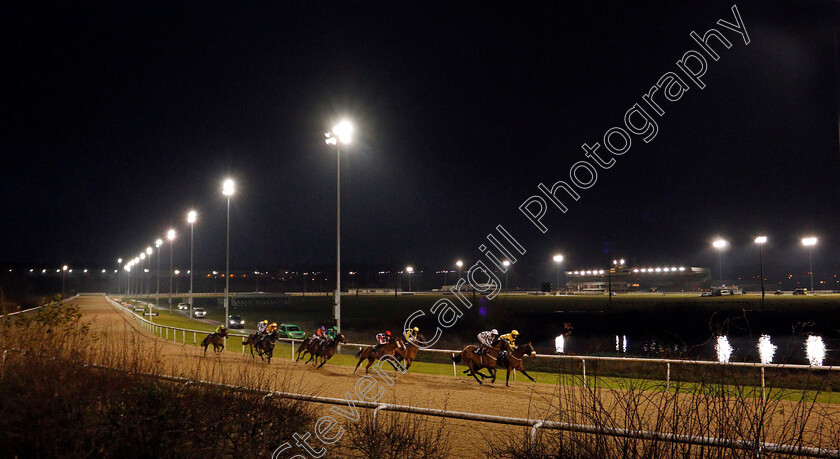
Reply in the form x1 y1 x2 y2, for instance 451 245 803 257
755 236 767 244
223 179 235 196
146 247 152 255
140 253 145 260
63 265 68 271
456 260 463 268
598 270 604 274
553 254 564 263
640 269 647 273
620 259 625 265
155 239 162 248
187 210 197 224
679 267 686 271
802 237 817 247
655 268 662 272
713 239 727 249
406 266 414 273
502 260 511 267
167 229 176 241
633 269 639 273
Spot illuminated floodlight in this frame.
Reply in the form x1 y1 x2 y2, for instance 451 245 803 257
167 229 176 241
679 267 686 271
802 237 817 246
553 254 564 263
406 266 413 273
502 260 511 268
146 247 152 255
713 239 727 249
755 236 767 244
187 210 197 224
598 270 604 274
655 267 662 272
222 179 235 197
641 268 647 272
620 259 625 265
633 269 639 273
671 267 677 271
156 239 162 248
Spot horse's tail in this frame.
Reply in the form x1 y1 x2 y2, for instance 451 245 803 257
242 337 249 346
356 347 364 357
451 353 461 364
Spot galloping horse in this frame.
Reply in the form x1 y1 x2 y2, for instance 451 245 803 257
304 333 347 368
354 339 404 374
243 330 279 363
202 328 228 356
395 332 425 370
242 331 264 358
495 342 537 386
451 338 512 385
295 336 313 361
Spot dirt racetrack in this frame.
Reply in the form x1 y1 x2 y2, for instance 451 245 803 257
73 295 840 458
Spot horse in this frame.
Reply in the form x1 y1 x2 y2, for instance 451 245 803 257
252 330 279 363
304 334 347 368
294 336 313 361
354 339 405 374
495 341 537 386
395 332 425 370
451 338 512 385
242 331 264 358
202 328 228 356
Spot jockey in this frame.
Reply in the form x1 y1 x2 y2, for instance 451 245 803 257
215 324 227 335
257 320 269 335
404 326 420 343
266 322 278 334
475 329 499 355
374 330 392 352
324 325 338 342
499 330 519 350
312 326 327 343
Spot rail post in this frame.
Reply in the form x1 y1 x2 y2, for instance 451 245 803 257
666 362 671 391
761 367 766 402
530 421 543 447
373 404 387 432
582 358 587 387
291 340 295 360
452 354 457 377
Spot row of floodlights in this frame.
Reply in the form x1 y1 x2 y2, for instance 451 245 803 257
567 267 687 275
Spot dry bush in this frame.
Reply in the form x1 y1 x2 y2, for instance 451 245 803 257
0 298 317 458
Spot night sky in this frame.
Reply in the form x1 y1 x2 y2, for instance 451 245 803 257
3 1 839 287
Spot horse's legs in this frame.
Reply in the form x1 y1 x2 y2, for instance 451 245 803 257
506 368 511 387
519 369 536 382
490 367 497 384
364 356 376 373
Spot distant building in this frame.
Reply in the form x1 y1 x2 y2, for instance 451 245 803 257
565 264 711 293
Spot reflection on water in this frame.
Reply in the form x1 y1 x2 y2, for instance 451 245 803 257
806 335 826 367
555 335 565 354
715 336 733 363
615 335 627 353
757 334 776 364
